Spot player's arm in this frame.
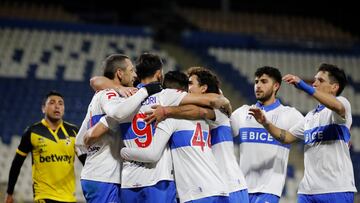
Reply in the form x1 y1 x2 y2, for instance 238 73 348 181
144 104 215 126
75 121 88 165
248 107 298 144
90 76 137 97
6 129 32 202
283 74 346 118
121 122 172 163
180 93 232 116
102 83 162 122
83 121 110 147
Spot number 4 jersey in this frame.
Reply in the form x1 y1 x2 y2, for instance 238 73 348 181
102 88 187 188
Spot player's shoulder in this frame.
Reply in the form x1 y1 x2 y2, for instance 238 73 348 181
26 121 43 132
336 96 350 105
279 104 300 112
232 104 251 115
63 121 79 133
160 88 186 95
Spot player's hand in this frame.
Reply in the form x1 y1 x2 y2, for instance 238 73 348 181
210 95 232 116
116 86 138 98
144 105 167 126
5 194 14 203
282 74 301 85
248 106 267 125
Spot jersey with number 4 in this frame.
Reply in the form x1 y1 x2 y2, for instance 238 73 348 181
117 88 187 188
160 118 228 203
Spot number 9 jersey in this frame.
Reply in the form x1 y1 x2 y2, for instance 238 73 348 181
102 88 187 189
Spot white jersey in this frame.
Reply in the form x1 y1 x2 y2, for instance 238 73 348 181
230 99 303 196
160 118 228 202
289 96 357 194
105 87 187 188
76 88 148 184
207 109 247 193
120 118 229 202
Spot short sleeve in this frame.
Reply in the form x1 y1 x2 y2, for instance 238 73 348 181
332 96 351 125
230 108 243 137
289 118 306 140
17 127 32 156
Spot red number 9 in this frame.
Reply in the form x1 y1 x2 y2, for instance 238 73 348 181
131 113 153 148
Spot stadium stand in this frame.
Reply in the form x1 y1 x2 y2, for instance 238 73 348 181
0 18 177 202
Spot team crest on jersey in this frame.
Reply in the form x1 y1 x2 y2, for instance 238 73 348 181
65 137 71 145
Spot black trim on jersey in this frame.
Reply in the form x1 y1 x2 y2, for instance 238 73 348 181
57 129 66 139
7 153 26 194
78 154 87 165
18 127 33 154
32 123 57 142
63 122 79 137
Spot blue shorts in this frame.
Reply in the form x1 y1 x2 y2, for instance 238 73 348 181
298 192 354 203
248 193 279 203
186 195 230 203
229 189 249 203
81 179 121 203
121 180 176 203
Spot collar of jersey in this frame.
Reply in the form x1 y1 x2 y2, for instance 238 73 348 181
136 83 145 88
314 104 325 113
41 119 64 141
255 99 281 112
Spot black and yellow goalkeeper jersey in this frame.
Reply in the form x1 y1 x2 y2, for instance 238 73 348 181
16 119 78 202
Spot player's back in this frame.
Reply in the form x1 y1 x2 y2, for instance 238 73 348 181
119 88 187 188
163 118 228 202
76 89 123 184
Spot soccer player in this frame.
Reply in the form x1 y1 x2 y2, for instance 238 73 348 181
186 67 249 202
5 91 85 203
120 69 230 203
75 54 162 203
249 63 357 203
88 53 231 203
231 66 303 203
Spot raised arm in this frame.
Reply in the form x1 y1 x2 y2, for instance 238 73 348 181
283 74 345 118
248 107 298 144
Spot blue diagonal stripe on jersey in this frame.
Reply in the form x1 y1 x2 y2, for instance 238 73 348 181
88 114 106 128
210 126 233 145
238 127 290 149
304 124 350 145
170 130 209 149
119 122 156 140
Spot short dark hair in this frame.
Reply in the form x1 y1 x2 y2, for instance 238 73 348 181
163 71 189 91
102 54 130 79
187 67 220 94
254 66 282 85
136 53 163 80
42 90 64 106
318 63 347 96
